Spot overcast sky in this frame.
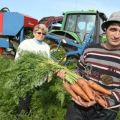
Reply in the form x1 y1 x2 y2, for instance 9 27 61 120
0 0 120 20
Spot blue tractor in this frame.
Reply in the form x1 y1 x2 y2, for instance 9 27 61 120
45 10 107 68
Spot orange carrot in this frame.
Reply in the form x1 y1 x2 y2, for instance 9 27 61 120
63 82 78 100
70 82 90 102
94 90 104 96
77 79 95 100
95 94 108 108
88 80 112 95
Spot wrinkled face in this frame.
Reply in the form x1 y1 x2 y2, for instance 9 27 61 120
106 24 120 49
33 29 46 41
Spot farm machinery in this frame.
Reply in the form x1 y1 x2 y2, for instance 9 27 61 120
39 16 63 31
0 7 38 59
45 10 107 68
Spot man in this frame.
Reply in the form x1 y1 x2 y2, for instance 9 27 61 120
15 24 50 114
58 11 120 120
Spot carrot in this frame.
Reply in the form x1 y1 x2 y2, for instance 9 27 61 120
70 82 90 102
88 80 112 95
94 90 104 96
77 79 95 100
63 82 78 100
95 94 108 108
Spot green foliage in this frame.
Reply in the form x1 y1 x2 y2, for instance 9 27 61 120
117 111 120 120
0 53 70 119
50 46 66 63
1 52 119 120
24 29 34 39
29 77 69 120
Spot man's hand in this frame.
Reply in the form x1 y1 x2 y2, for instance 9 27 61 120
72 96 96 107
57 70 65 79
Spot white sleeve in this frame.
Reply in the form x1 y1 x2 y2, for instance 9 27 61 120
46 44 51 58
14 40 28 60
47 46 51 58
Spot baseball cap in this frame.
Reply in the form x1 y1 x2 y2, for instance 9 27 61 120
101 11 120 31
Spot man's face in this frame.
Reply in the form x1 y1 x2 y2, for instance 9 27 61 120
106 24 120 49
33 29 46 41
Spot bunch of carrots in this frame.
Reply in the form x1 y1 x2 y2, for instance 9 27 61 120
57 70 112 108
14 52 111 108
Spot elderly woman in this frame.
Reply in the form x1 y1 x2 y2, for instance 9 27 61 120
15 24 50 59
15 24 50 114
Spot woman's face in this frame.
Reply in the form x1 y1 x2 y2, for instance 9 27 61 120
106 24 120 49
33 29 46 41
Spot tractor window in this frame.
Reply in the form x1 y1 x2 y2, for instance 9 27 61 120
65 15 77 32
77 22 85 30
76 15 95 41
64 14 96 41
87 22 94 31
77 22 94 31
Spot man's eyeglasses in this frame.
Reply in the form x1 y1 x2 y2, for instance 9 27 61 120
36 32 46 35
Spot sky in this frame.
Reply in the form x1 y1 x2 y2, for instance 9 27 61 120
0 0 120 20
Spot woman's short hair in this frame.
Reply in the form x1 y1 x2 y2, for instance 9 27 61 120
33 24 48 33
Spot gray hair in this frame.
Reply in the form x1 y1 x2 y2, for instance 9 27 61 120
33 24 48 33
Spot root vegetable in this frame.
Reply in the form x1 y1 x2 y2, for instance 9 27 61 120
88 80 112 95
70 83 90 102
95 94 108 108
63 82 78 100
77 79 95 100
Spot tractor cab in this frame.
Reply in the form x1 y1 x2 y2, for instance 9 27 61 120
50 10 107 44
45 10 107 67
